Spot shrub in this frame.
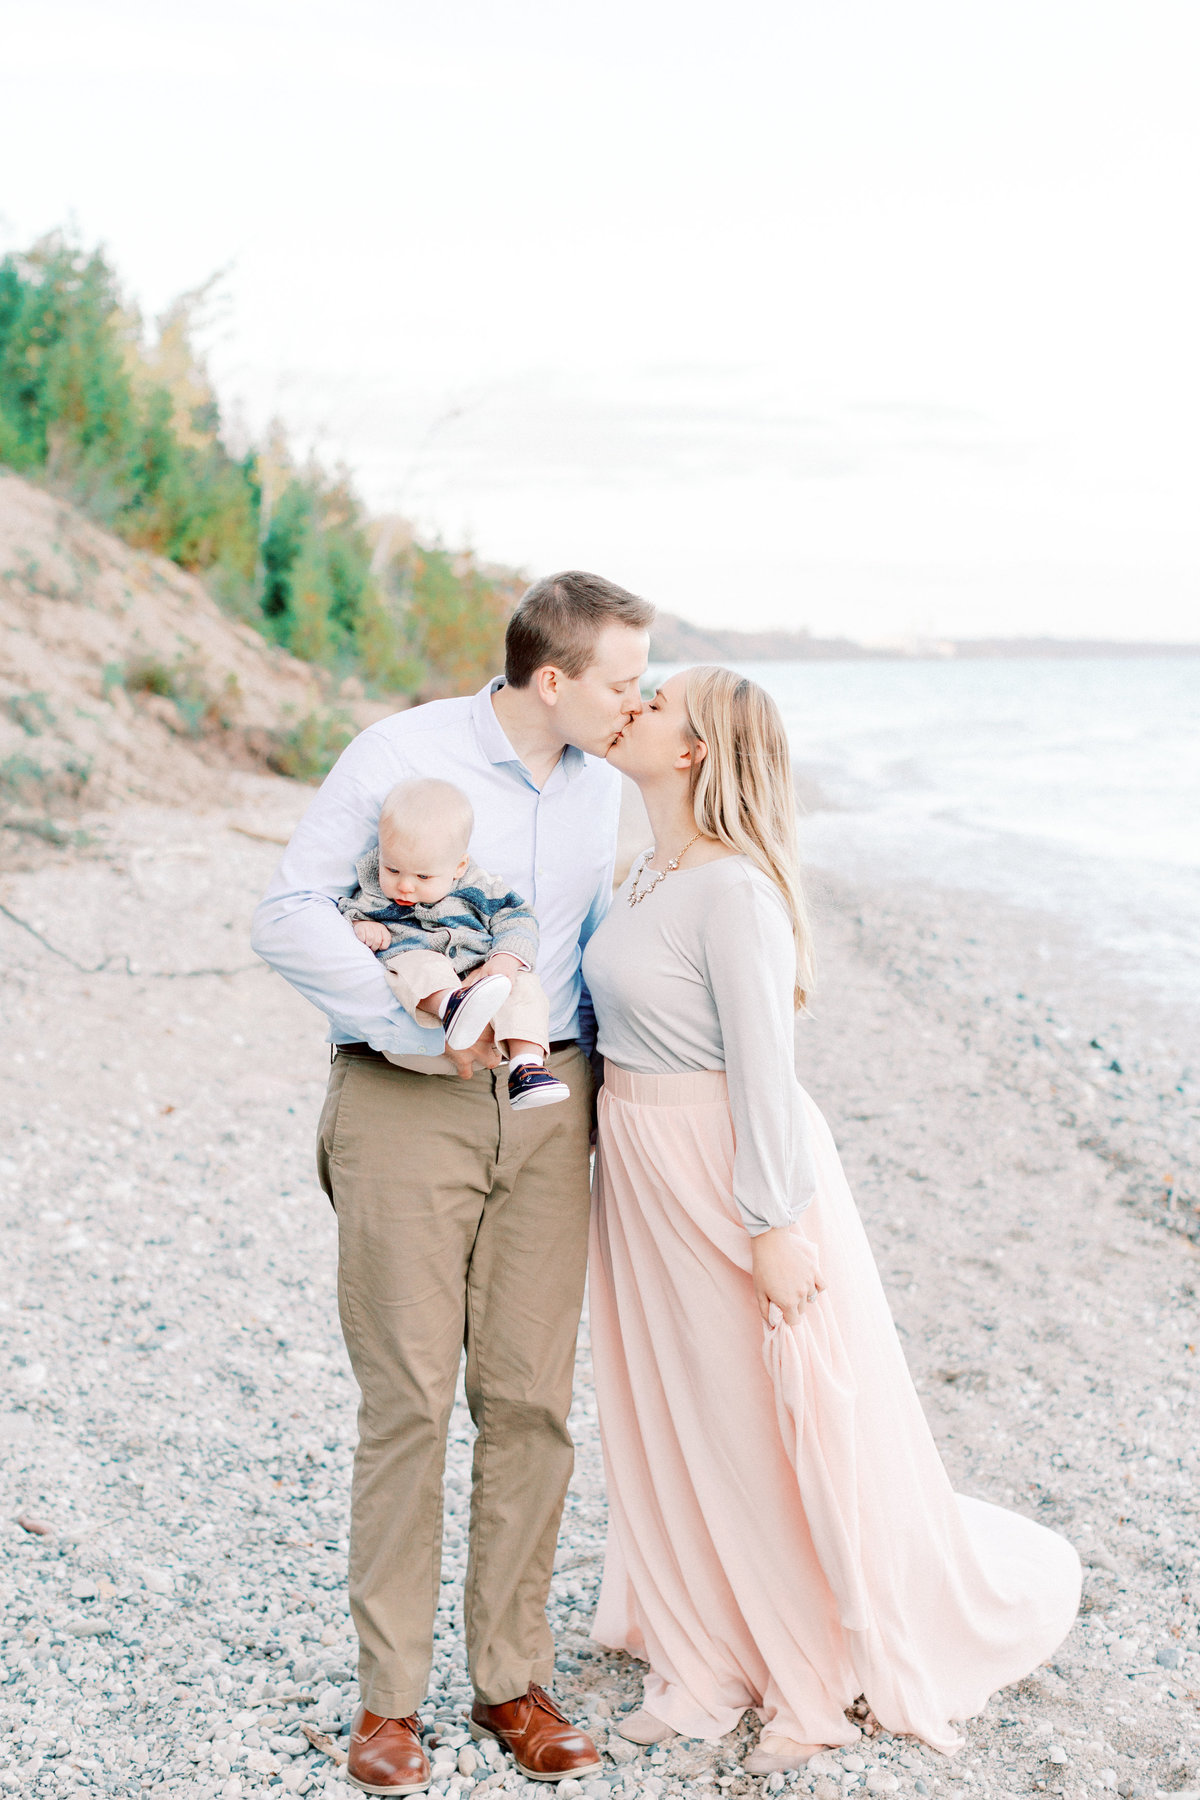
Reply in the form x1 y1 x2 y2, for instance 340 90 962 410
118 654 240 737
0 750 91 807
266 707 354 782
4 691 56 736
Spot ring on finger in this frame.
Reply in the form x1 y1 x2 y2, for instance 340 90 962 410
806 1290 818 1304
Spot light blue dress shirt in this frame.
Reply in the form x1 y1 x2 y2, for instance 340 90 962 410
250 679 622 1057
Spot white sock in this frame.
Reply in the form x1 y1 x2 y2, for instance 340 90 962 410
509 1050 542 1070
433 990 452 1019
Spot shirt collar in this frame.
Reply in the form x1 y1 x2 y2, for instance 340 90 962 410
472 677 518 766
471 677 587 781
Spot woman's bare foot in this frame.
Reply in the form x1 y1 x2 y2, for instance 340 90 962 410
615 1709 677 1746
742 1734 827 1774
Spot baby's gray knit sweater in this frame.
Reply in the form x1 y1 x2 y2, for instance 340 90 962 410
338 848 540 974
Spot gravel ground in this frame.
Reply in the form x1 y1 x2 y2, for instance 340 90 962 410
1 789 1198 1800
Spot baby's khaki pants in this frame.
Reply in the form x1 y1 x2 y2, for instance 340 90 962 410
382 946 551 1055
316 1045 592 1716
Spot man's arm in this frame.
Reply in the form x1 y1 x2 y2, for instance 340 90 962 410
250 731 442 1057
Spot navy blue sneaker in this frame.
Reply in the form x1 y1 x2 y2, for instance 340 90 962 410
441 973 511 1050
508 1062 571 1111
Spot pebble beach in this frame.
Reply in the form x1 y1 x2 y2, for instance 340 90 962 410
2 777 1199 1800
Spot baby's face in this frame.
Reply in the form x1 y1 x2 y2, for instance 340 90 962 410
376 823 469 907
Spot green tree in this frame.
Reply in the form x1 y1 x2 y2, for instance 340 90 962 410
0 229 524 706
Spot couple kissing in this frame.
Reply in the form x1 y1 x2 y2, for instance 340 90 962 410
251 571 1080 1795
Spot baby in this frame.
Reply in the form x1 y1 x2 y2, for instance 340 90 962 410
338 776 570 1110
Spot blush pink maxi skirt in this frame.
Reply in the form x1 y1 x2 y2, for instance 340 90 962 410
588 1065 1081 1754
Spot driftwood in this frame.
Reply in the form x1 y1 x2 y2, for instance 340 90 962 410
299 1723 347 1768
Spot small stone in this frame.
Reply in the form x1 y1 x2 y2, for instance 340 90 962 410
766 1776 785 1793
70 1577 97 1600
270 1734 309 1755
841 1756 866 1772
914 1783 930 1797
141 1567 174 1596
556 1783 584 1800
606 1740 638 1766
1155 1644 1181 1668
459 1748 482 1777
1046 1745 1069 1764
866 1776 899 1795
812 1780 841 1800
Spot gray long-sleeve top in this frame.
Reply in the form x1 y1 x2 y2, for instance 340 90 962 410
581 853 818 1236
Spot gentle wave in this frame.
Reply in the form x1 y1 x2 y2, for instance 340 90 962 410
653 655 1200 1002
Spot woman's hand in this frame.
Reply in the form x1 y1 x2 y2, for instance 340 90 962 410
750 1227 825 1327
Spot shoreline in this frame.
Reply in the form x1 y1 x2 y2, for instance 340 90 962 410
1 791 1198 1798
801 856 1199 1246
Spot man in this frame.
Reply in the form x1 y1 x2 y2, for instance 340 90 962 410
251 571 652 1795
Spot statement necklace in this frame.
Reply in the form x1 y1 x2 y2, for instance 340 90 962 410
626 832 704 906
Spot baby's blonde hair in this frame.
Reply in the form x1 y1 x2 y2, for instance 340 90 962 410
378 778 474 855
683 665 815 1011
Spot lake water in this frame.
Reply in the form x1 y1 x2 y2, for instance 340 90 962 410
653 657 1200 1007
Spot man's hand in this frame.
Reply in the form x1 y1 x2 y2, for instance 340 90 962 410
461 951 525 987
750 1227 825 1327
352 919 392 952
446 1022 504 1080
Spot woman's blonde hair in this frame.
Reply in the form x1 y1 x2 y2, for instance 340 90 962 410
683 665 815 1011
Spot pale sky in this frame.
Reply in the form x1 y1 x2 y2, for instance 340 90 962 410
2 0 1198 641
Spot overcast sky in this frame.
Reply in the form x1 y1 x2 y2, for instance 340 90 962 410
2 0 1198 640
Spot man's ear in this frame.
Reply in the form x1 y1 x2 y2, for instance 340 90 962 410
534 665 562 707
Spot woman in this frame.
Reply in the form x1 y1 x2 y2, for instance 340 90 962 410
582 666 1080 1773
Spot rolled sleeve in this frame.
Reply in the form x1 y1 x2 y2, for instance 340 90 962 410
249 735 441 1057
702 882 818 1235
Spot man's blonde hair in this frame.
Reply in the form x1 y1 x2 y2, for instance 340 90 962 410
683 666 815 1011
378 778 474 854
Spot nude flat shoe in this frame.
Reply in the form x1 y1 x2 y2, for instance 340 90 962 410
615 1708 677 1746
742 1735 827 1774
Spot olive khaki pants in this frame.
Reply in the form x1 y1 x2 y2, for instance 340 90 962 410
316 1045 592 1716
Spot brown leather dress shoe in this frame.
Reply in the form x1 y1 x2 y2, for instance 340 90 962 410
346 1707 431 1796
471 1685 601 1781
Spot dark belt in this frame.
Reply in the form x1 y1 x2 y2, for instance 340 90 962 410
335 1039 578 1062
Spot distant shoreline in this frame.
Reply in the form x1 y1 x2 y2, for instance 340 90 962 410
650 612 1200 664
